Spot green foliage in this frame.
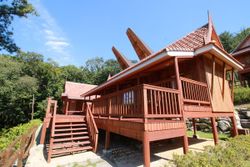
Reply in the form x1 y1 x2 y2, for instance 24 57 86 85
234 86 250 104
0 55 38 128
0 119 41 151
0 53 122 129
0 0 36 53
186 130 229 141
220 28 250 53
83 57 121 85
173 135 250 167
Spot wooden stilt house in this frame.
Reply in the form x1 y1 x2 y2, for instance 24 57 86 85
40 15 243 167
232 34 250 86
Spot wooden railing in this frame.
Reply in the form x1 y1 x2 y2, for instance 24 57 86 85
92 85 144 118
85 103 99 152
40 98 57 144
47 100 58 162
0 126 38 167
180 77 210 106
92 84 182 119
144 84 181 118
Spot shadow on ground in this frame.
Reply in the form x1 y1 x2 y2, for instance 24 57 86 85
96 130 211 167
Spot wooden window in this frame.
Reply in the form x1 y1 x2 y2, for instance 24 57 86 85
123 90 134 104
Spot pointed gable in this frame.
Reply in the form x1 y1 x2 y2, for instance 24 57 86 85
232 34 250 56
126 28 153 60
112 46 133 70
165 13 224 52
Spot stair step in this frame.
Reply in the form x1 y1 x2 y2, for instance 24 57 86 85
53 136 89 142
52 141 91 149
51 146 92 155
54 131 88 137
55 127 87 132
55 124 86 128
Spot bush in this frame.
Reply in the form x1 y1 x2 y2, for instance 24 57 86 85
173 135 250 167
234 86 250 104
0 119 41 151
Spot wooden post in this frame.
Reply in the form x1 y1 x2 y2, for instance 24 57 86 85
211 117 219 145
222 63 226 98
231 69 234 101
174 57 189 153
211 56 215 97
230 116 238 137
183 133 189 154
192 118 197 139
31 94 35 120
143 85 148 123
108 98 111 119
105 130 110 150
66 100 69 115
143 132 150 167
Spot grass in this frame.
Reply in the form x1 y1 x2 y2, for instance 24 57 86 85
187 130 230 141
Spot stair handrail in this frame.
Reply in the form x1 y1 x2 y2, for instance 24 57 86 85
86 102 99 152
47 100 58 162
51 100 58 137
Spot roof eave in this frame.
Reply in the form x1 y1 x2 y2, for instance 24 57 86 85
195 44 244 70
82 49 196 97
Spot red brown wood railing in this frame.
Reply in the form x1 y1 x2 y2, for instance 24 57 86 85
92 85 144 118
0 126 38 167
47 100 58 162
85 103 99 152
40 98 57 144
92 84 182 119
180 77 210 106
144 84 181 118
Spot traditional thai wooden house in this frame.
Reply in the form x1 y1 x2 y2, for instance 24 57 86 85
61 81 96 115
40 15 243 167
232 34 250 86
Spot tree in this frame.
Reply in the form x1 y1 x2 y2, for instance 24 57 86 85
0 56 38 128
0 0 36 53
219 31 234 53
220 28 250 53
83 57 121 85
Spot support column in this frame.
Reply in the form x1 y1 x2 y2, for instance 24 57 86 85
230 116 238 137
211 117 219 145
192 118 197 139
143 132 150 167
105 130 110 150
183 134 189 154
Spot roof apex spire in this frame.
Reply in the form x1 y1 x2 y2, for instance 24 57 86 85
112 46 133 70
126 28 153 60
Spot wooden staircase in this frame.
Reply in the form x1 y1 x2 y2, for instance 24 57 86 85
48 115 93 161
40 98 98 163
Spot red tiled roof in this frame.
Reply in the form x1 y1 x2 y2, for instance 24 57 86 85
165 24 208 52
62 81 96 100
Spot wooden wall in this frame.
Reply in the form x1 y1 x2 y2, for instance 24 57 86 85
203 55 234 112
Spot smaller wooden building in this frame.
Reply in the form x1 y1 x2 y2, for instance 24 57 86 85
61 81 96 115
232 34 250 86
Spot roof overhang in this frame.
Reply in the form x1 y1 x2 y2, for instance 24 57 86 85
195 44 243 70
82 43 243 97
82 50 194 96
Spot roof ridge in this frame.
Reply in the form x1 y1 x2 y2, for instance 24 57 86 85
165 23 208 52
65 81 96 86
